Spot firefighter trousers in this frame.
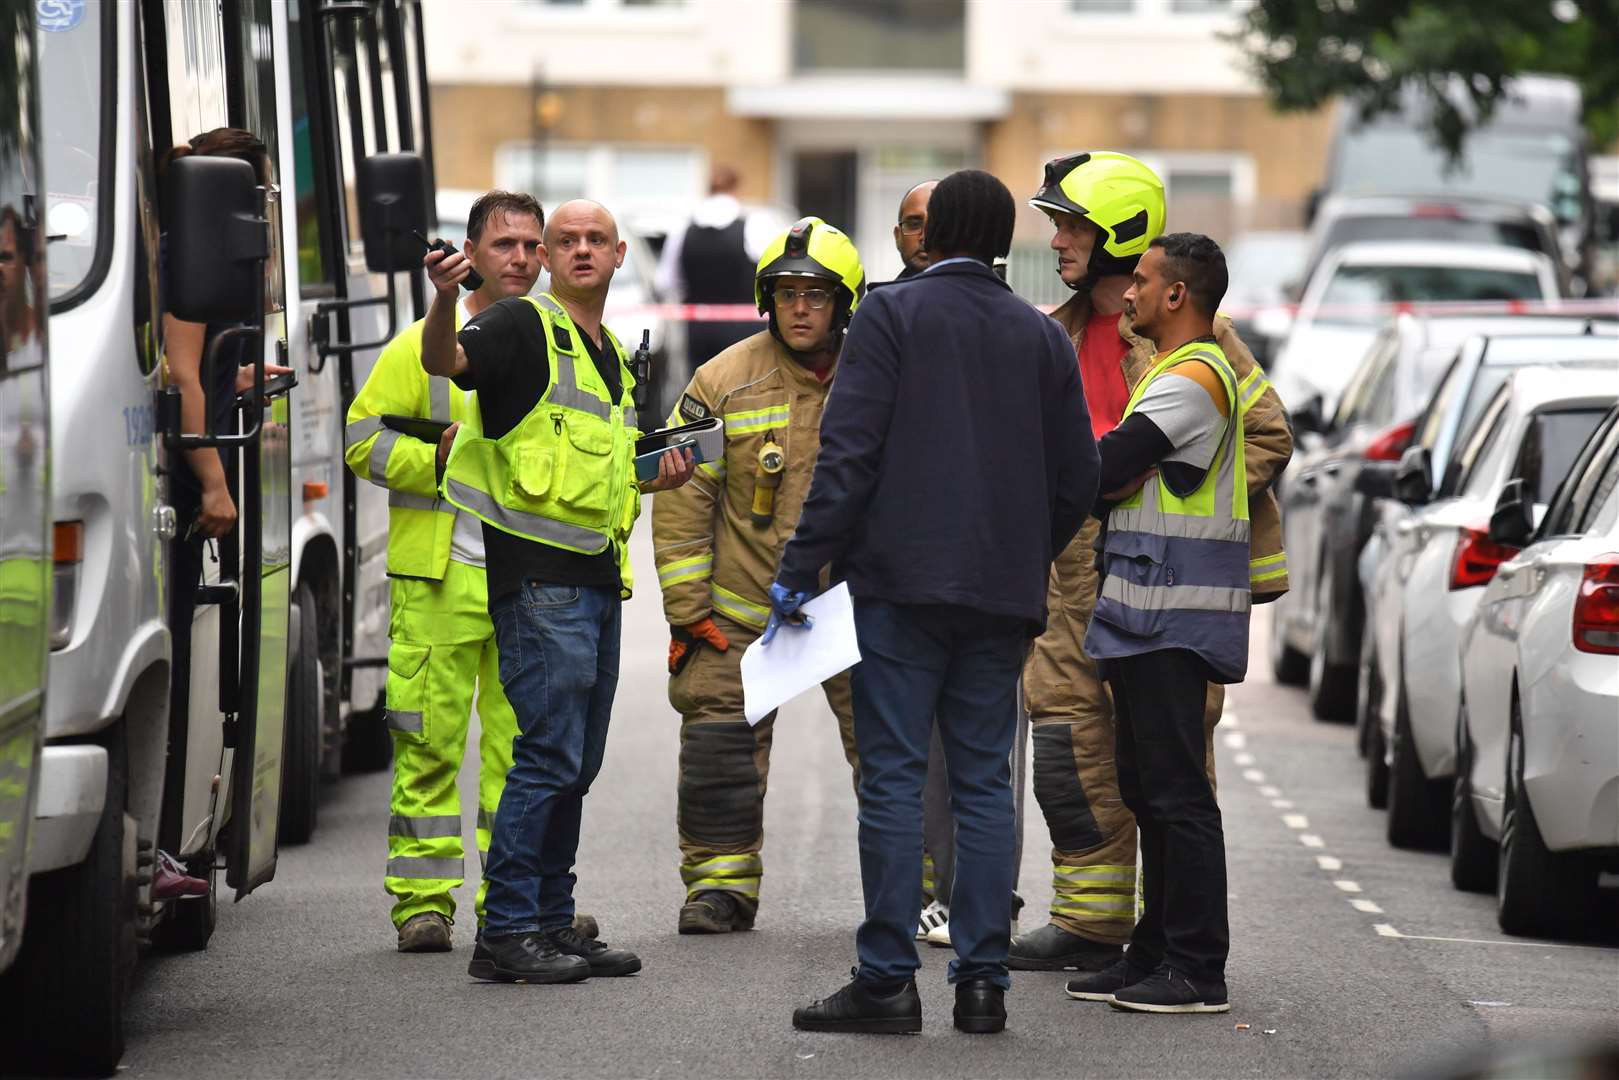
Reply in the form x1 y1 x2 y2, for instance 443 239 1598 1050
1023 520 1219 946
382 560 518 928
668 613 858 914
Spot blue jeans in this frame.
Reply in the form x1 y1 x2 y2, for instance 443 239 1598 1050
482 582 620 937
849 598 1026 990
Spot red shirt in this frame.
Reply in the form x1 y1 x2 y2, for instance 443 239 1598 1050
1076 309 1130 440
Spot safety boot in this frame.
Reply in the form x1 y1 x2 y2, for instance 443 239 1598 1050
678 889 755 934
1007 922 1123 971
397 912 452 953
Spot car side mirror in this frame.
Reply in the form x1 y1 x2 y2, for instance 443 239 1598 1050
1393 445 1432 506
1488 478 1534 548
163 156 268 324
1354 463 1396 498
357 152 429 274
1292 395 1326 436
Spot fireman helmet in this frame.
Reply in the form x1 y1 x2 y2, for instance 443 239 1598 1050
1030 151 1166 282
754 216 865 319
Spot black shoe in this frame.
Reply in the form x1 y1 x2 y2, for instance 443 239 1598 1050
1064 955 1156 1001
1109 964 1229 1014
544 924 642 977
1007 922 1125 972
792 970 922 1034
953 978 1007 1034
472 931 590 984
678 889 755 934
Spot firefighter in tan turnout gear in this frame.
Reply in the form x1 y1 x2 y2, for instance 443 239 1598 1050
653 217 865 934
1008 153 1293 972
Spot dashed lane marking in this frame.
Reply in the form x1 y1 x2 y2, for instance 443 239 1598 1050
1371 925 1614 951
1334 880 1363 893
1282 813 1310 829
1299 834 1325 848
1270 798 1295 809
1315 855 1342 871
1375 923 1401 937
1223 731 1246 749
1350 899 1383 914
1258 785 1281 798
1242 768 1266 783
1234 752 1256 766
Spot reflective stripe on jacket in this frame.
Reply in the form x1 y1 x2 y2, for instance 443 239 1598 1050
439 293 641 596
1084 342 1253 682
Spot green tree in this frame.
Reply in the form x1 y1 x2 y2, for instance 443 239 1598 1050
1234 0 1619 158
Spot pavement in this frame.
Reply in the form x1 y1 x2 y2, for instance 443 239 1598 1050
117 530 1619 1079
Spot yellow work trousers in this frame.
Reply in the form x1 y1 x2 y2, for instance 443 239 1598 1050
382 559 518 928
668 613 859 914
1024 519 1220 945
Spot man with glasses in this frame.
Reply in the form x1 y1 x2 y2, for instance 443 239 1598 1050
892 180 937 280
652 217 867 935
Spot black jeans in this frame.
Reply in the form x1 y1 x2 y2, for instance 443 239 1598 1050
1108 648 1228 985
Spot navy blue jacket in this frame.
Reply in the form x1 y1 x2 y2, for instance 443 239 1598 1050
777 258 1100 631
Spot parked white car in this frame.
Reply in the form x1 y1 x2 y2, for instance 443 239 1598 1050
1365 365 1616 850
1271 242 1562 421
1454 404 1619 938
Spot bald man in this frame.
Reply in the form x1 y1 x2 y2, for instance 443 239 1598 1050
424 199 695 984
893 180 937 280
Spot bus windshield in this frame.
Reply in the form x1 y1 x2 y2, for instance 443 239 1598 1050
38 0 106 304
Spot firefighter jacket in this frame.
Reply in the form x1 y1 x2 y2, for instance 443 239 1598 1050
440 294 641 596
343 308 475 583
652 330 835 631
1051 293 1291 598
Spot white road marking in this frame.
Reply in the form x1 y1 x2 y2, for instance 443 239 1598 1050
1350 899 1383 913
1223 731 1246 749
1315 855 1342 871
1334 880 1363 893
1299 834 1325 848
1373 925 1613 951
1374 923 1400 937
1258 785 1281 798
1271 798 1294 809
1243 769 1265 783
1282 813 1310 829
1234 752 1256 767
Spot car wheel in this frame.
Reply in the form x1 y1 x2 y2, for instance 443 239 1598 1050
1268 601 1309 686
1365 705 1390 810
1496 694 1598 938
279 583 323 845
1355 621 1381 760
1387 683 1449 850
1307 570 1357 724
1449 700 1496 893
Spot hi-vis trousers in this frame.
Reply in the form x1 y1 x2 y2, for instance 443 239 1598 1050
382 560 518 928
1023 519 1219 945
668 613 859 915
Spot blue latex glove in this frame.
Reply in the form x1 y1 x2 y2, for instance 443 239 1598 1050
760 582 814 646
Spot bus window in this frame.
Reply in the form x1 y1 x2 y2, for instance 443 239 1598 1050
39 0 110 306
286 0 333 291
227 0 284 315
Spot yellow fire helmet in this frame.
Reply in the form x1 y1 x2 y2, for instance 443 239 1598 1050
1030 151 1166 278
754 216 866 320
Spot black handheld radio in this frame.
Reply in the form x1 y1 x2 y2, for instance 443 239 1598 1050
631 330 652 410
410 228 484 291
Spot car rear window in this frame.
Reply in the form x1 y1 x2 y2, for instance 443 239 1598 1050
1325 216 1546 257
1317 266 1544 326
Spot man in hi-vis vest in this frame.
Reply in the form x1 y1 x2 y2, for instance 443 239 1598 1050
422 199 694 986
1070 233 1250 1015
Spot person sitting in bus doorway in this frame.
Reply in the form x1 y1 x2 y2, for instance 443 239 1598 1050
157 128 293 903
652 216 865 936
345 190 594 954
422 199 694 985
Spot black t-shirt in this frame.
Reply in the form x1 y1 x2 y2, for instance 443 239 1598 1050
455 297 626 603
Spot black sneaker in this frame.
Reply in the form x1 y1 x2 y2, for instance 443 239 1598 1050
1008 922 1125 972
473 931 590 984
544 924 642 977
678 889 755 934
792 969 922 1034
1064 956 1156 1001
953 978 1007 1034
1109 964 1229 1014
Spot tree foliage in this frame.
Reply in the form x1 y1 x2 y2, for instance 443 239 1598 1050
1233 0 1619 157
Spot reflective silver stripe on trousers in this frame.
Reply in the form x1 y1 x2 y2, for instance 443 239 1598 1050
1108 507 1250 543
386 709 423 733
385 855 463 880
389 490 446 513
369 428 402 486
345 415 383 448
388 814 462 840
429 376 453 423
1099 577 1251 614
442 476 610 553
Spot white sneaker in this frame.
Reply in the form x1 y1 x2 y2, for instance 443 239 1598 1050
917 900 949 941
925 919 952 947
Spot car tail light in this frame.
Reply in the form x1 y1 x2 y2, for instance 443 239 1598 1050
1449 527 1519 590
1573 553 1619 655
1364 420 1416 462
1412 203 1464 219
51 520 83 649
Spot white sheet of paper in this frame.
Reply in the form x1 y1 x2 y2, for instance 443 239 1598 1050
740 582 862 726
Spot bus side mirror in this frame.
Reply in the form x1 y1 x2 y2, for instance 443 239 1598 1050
358 152 429 274
164 156 267 324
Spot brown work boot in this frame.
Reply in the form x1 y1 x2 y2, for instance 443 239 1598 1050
397 912 452 953
678 890 755 934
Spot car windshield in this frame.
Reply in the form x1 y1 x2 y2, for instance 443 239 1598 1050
1323 215 1547 258
1315 265 1544 327
1335 128 1583 225
39 0 105 304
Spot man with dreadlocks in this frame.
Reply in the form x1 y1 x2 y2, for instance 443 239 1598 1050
651 217 867 935
779 170 1099 1036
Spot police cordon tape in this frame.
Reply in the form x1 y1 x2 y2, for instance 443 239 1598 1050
605 298 1619 323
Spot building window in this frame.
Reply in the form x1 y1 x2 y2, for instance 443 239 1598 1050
494 142 704 223
794 0 965 74
1069 0 1134 12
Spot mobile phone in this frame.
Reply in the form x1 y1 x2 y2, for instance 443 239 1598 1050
411 228 484 291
